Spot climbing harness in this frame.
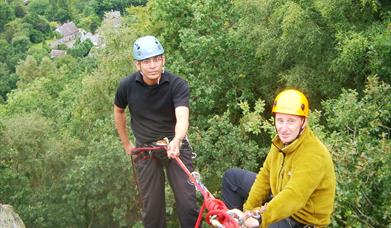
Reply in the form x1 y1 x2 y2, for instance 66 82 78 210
128 138 243 228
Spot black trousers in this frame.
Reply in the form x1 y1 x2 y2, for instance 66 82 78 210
221 168 312 228
134 140 200 228
221 167 256 211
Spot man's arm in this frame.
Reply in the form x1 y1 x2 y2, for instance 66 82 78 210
114 104 134 154
244 153 272 211
167 106 189 158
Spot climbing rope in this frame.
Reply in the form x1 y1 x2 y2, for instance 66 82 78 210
129 141 241 228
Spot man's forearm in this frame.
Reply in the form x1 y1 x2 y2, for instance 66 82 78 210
174 106 189 141
114 106 132 150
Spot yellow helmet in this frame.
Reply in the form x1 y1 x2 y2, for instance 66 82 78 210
272 89 309 117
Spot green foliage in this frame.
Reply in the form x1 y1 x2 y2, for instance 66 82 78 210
23 14 51 34
229 0 391 106
27 0 51 16
190 110 263 192
0 39 11 63
69 17 135 139
369 28 391 84
3 19 30 43
0 0 390 227
0 62 18 102
13 1 27 18
0 165 31 211
239 99 274 138
149 0 267 127
0 113 89 227
67 39 94 57
22 14 53 43
64 136 137 227
56 8 71 22
1 114 55 186
26 43 50 62
0 2 15 32
15 55 40 86
322 76 391 227
77 13 101 33
89 0 147 16
11 35 31 52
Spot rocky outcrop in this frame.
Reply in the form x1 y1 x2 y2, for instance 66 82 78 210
0 204 26 228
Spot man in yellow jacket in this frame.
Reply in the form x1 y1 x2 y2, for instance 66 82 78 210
221 89 336 227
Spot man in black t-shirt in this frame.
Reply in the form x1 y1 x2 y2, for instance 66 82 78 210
114 35 199 228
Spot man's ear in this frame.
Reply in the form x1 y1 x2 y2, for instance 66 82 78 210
134 61 141 71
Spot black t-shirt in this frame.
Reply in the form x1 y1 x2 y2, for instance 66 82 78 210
114 71 189 144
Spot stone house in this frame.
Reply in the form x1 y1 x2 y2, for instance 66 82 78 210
56 21 80 43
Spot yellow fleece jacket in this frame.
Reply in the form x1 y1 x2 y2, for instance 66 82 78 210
243 127 336 227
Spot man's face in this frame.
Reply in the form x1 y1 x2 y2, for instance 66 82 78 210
275 113 307 144
135 55 165 85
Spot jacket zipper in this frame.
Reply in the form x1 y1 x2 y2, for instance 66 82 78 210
278 153 286 192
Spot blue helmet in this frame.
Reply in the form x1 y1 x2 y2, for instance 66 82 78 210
133 35 164 60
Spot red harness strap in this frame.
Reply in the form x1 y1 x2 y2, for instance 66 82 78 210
129 146 240 228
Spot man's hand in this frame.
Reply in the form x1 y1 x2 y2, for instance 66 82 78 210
226 208 261 228
243 204 267 228
167 137 181 158
125 143 135 156
243 217 259 228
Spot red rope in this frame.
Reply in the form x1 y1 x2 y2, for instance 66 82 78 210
130 146 240 228
196 201 206 227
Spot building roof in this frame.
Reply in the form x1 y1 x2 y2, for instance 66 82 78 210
104 11 121 28
105 11 121 19
50 49 66 58
80 31 102 46
56 22 79 37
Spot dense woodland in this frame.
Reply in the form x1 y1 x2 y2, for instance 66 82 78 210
0 0 390 227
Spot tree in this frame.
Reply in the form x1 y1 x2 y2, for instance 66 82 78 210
67 39 94 57
23 14 51 35
11 35 31 54
368 28 391 84
26 44 50 63
3 19 31 43
0 63 18 102
77 14 101 33
53 8 70 22
13 1 26 18
0 39 11 66
89 0 147 16
0 113 86 227
1 0 390 226
322 76 391 227
227 0 391 106
27 0 50 16
0 2 15 32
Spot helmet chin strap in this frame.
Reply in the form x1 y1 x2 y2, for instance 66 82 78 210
298 117 306 135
